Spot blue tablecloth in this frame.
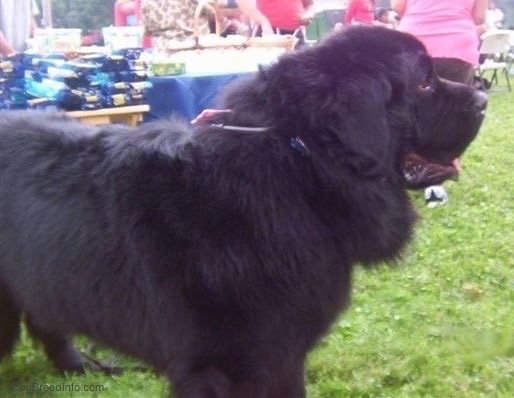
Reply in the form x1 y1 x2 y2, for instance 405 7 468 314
145 72 253 122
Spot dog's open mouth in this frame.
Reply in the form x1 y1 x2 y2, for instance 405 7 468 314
402 152 459 189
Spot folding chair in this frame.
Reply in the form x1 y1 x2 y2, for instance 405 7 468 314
476 30 512 92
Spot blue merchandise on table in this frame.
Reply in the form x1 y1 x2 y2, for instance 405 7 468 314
56 88 104 111
0 48 152 112
0 55 28 109
24 75 68 98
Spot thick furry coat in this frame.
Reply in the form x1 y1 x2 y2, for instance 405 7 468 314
0 26 485 397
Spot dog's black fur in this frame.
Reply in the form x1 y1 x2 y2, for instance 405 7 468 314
0 26 486 397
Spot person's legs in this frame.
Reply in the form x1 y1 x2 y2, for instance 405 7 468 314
0 0 32 52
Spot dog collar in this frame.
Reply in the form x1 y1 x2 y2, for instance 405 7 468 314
210 124 271 132
209 124 310 157
289 137 310 157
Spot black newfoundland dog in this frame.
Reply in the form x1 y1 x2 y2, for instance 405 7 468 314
0 27 486 397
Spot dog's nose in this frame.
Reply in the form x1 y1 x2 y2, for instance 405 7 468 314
473 90 488 114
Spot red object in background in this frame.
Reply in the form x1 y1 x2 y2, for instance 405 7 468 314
114 0 139 26
81 30 103 46
113 0 152 48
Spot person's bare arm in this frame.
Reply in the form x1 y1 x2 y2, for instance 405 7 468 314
390 0 407 16
300 0 316 25
235 0 273 34
472 0 488 24
0 32 16 56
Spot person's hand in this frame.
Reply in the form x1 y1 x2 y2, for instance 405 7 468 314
333 22 344 32
260 19 274 35
191 109 232 125
476 23 488 37
299 11 314 26
452 158 462 172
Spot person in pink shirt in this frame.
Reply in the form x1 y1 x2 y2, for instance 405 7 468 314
344 0 376 25
392 0 488 84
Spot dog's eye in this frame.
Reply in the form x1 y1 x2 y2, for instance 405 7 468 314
418 82 432 91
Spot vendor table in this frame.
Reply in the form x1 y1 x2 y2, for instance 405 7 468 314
146 72 253 122
67 104 150 127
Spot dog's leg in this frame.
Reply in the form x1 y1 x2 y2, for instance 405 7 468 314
268 362 306 398
25 317 123 375
170 362 305 398
0 285 21 359
25 317 87 373
171 366 235 398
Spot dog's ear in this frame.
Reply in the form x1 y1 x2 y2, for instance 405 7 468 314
307 75 396 177
327 76 392 174
265 59 398 176
235 55 402 177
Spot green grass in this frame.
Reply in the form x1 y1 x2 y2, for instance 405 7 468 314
1 85 513 397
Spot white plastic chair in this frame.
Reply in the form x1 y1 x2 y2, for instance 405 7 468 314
476 30 512 92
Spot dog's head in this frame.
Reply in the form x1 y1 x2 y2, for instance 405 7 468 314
413 77 487 165
220 27 437 178
219 26 486 185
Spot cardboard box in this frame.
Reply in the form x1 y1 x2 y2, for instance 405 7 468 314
102 26 144 50
33 29 82 53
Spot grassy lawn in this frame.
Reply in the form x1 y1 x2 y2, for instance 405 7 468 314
1 83 512 397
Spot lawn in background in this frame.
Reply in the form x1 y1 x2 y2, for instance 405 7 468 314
1 86 512 397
